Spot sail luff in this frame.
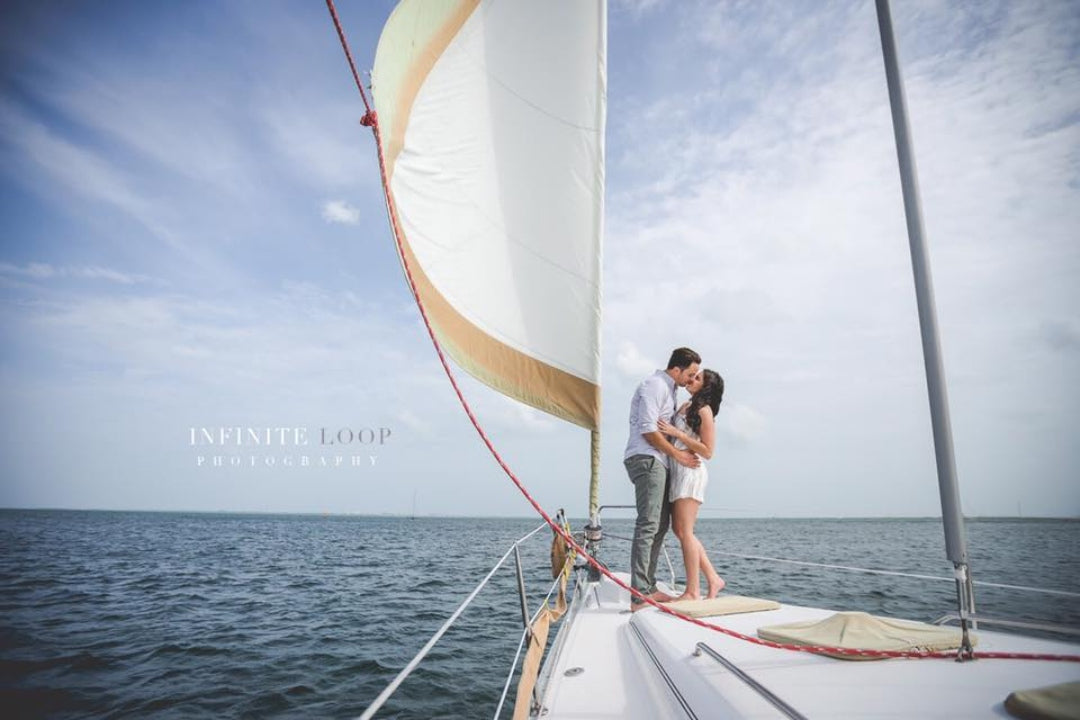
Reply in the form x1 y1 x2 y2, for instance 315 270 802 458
588 0 607 518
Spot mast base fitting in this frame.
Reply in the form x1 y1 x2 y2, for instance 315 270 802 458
955 620 976 662
583 523 602 543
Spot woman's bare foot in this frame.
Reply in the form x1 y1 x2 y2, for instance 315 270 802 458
706 574 726 599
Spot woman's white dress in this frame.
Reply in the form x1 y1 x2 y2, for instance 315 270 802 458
669 411 708 502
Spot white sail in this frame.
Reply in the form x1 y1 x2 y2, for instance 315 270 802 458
371 0 606 430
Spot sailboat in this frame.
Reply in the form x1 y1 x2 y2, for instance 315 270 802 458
326 0 1080 717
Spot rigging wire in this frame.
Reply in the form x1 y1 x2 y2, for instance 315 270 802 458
603 533 1080 600
708 550 1080 599
356 521 547 720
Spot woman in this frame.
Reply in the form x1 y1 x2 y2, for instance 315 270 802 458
657 369 725 602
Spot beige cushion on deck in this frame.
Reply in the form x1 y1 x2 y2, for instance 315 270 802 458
757 611 976 660
665 595 780 618
1005 681 1080 720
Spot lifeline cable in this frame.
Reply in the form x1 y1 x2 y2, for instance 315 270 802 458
325 0 1080 665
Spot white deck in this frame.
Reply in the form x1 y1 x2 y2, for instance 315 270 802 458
537 572 1080 719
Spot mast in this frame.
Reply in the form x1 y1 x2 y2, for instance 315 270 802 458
874 0 976 654
588 431 600 521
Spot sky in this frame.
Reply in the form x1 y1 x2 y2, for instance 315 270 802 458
1 0 1077 520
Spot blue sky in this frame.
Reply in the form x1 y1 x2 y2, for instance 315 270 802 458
1 0 1077 519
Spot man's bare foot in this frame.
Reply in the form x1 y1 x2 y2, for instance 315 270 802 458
665 591 702 603
706 575 726 599
629 588 677 612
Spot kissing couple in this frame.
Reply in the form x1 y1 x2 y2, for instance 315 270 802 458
624 347 726 611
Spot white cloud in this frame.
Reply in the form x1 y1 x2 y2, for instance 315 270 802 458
261 104 374 191
724 403 766 443
0 262 158 285
611 0 667 18
393 409 428 433
508 402 558 431
322 200 361 225
1040 320 1080 353
614 341 656 379
0 262 56 280
11 15 272 205
0 100 180 248
52 72 259 201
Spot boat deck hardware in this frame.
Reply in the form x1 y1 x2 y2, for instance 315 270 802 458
693 641 809 720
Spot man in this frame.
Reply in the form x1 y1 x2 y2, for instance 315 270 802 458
625 347 702 611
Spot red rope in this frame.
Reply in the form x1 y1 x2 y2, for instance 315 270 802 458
325 0 1080 665
325 0 373 115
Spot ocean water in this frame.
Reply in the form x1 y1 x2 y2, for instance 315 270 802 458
1 511 1077 719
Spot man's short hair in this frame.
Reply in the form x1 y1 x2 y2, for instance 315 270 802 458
667 347 701 370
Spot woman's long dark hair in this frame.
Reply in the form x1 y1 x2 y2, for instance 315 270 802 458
686 369 724 436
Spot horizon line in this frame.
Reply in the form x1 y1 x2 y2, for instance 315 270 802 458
0 506 1076 522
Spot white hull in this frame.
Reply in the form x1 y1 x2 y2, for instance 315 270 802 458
536 571 1080 719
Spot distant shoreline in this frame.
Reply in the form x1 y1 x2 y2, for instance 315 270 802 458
1 507 1076 522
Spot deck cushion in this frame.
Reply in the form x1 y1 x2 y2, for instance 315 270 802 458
1005 681 1080 720
757 611 975 660
664 595 780 618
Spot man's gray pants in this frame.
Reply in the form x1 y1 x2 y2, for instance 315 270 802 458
625 454 670 605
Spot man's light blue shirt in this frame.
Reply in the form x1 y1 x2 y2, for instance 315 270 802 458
624 370 678 466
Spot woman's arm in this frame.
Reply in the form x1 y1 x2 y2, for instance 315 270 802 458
658 406 715 459
643 431 700 468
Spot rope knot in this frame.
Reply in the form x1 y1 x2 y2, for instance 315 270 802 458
360 110 378 127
